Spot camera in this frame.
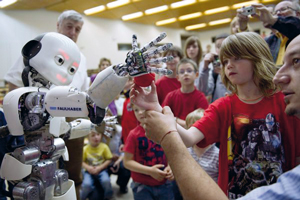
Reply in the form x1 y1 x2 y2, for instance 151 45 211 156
212 55 221 68
241 6 256 16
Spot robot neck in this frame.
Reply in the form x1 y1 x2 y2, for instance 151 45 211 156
22 66 52 89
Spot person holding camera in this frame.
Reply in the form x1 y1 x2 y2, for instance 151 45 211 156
197 33 230 103
237 1 300 66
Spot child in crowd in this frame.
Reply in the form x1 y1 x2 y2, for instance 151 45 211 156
183 36 203 66
123 103 174 200
183 36 214 102
103 118 131 194
81 130 114 200
130 32 300 199
162 58 208 127
155 46 183 105
186 108 219 182
172 108 220 200
90 57 111 83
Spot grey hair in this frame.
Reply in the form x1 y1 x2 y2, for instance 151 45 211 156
58 10 84 25
282 0 300 12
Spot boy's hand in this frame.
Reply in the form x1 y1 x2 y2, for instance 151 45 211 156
203 53 216 70
130 81 162 112
87 166 98 175
164 165 174 181
94 165 103 174
110 161 121 173
149 164 167 181
119 144 124 152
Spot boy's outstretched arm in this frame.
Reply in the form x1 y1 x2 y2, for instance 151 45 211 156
130 81 204 147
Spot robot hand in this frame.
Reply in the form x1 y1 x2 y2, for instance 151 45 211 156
114 32 173 77
93 115 118 138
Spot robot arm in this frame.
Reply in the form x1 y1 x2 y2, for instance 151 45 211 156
88 33 173 120
49 115 118 140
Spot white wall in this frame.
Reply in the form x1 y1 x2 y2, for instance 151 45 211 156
0 9 270 84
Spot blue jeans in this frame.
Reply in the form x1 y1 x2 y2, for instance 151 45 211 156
80 169 113 200
131 181 174 200
108 161 131 189
171 180 183 200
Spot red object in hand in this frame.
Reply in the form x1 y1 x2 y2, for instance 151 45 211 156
134 73 155 87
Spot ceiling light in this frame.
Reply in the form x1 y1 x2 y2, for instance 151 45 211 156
261 0 277 2
199 0 210 2
145 5 168 15
122 12 143 21
107 0 130 9
179 12 202 21
171 0 197 9
204 6 230 15
185 23 206 30
0 0 17 8
232 1 258 9
84 5 105 15
209 18 231 26
156 18 177 26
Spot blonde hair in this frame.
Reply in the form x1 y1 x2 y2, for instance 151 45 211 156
186 108 205 128
220 32 278 96
184 36 203 65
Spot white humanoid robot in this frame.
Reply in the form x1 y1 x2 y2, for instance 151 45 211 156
0 32 172 200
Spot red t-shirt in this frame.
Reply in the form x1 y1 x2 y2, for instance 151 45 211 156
162 88 208 120
193 92 300 198
124 125 168 186
155 76 181 105
121 98 138 144
121 73 155 144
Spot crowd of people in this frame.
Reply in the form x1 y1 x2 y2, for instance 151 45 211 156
1 0 300 200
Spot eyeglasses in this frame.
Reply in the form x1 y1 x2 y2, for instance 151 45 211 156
273 6 297 15
178 68 195 75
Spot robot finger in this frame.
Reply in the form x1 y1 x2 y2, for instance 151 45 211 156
104 126 114 138
132 34 138 51
147 67 173 76
140 32 167 53
147 56 173 65
103 130 112 138
104 115 117 121
142 43 173 60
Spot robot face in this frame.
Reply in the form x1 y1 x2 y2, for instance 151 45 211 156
27 32 81 86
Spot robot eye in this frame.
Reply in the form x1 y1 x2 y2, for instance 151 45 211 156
68 66 77 75
54 55 65 66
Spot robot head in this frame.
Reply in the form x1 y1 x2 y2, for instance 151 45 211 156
22 32 81 86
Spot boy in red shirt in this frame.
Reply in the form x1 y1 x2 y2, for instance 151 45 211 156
156 46 183 104
123 103 174 200
162 58 208 127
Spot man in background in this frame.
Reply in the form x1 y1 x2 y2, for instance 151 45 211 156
237 0 300 66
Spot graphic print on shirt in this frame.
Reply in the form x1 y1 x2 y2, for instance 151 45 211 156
87 153 104 166
227 113 285 199
137 136 167 168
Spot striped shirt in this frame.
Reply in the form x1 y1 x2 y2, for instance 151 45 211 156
238 165 300 200
188 144 219 183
